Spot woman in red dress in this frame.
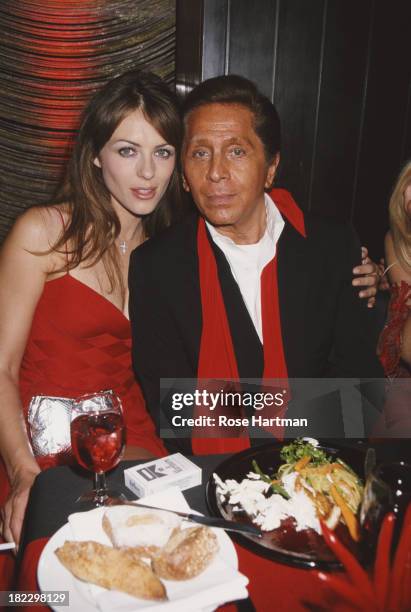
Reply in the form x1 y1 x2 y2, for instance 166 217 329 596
378 160 411 377
375 161 411 442
0 70 184 556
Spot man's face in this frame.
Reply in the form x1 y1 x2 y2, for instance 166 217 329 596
182 103 279 237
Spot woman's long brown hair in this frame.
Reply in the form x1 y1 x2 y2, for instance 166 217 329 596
50 69 185 303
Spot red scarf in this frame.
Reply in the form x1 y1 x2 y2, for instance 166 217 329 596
192 189 306 455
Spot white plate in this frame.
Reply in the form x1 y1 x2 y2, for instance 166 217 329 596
38 506 240 612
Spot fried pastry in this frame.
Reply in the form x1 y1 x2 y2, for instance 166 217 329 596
55 540 166 600
152 526 219 580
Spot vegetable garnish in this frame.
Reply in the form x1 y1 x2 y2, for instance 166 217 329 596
251 459 290 499
251 459 271 483
330 485 360 542
280 439 331 466
214 439 363 544
294 455 311 472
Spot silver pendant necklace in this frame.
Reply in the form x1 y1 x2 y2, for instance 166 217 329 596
118 240 127 255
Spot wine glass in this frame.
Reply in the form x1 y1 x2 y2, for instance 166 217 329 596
70 390 126 506
360 460 411 554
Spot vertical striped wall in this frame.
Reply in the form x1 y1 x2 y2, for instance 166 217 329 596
0 0 175 243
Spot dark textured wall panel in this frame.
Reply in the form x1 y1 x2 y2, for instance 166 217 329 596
228 0 278 99
175 0 203 96
273 0 325 207
310 0 371 219
353 0 411 256
202 0 229 80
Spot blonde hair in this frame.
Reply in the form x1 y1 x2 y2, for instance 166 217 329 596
389 159 411 271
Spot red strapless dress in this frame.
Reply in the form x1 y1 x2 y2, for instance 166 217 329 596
20 273 166 458
14 201 164 462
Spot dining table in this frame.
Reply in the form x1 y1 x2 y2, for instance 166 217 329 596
12 439 411 612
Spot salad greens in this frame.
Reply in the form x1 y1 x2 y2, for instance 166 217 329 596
280 439 331 466
243 439 363 542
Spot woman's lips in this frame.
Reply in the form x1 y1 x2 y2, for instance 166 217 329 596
131 187 157 200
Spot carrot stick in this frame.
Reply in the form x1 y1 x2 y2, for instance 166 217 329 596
330 462 344 470
330 484 360 542
295 455 311 472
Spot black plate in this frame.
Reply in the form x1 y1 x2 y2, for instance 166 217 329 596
206 440 367 570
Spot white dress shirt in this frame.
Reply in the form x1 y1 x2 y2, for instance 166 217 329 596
206 193 284 343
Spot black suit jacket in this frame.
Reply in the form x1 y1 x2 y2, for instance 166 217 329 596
129 211 383 452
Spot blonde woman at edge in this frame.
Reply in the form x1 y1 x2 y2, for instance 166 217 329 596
379 160 411 376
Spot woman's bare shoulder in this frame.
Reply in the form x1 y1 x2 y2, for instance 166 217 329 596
8 205 69 251
1 205 71 276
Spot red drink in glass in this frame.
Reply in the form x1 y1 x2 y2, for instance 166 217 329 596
71 412 125 473
70 390 125 505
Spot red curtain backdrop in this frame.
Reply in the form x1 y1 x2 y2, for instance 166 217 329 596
0 0 175 242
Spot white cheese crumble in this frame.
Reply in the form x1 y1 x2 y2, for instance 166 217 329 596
301 437 319 447
214 470 321 534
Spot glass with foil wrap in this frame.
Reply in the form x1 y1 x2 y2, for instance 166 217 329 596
70 390 125 505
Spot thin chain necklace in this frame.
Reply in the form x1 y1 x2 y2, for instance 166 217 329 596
117 223 143 255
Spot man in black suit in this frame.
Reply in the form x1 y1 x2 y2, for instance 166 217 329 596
129 75 383 453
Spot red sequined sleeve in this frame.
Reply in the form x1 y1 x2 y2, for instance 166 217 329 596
377 281 411 378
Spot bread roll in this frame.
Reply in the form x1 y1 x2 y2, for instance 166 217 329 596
102 506 181 552
55 540 166 600
152 526 219 580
